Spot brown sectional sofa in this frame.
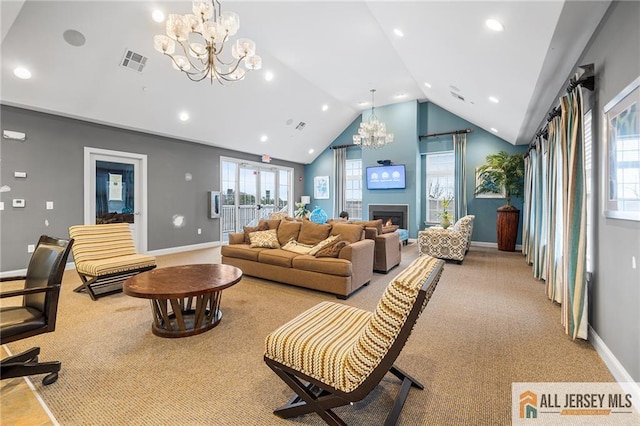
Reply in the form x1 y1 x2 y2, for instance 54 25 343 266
221 219 375 299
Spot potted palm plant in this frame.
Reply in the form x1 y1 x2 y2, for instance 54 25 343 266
476 151 525 251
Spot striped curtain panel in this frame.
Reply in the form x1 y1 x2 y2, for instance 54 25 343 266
522 147 534 260
545 115 564 303
453 133 467 221
560 89 588 340
522 84 588 340
333 147 347 217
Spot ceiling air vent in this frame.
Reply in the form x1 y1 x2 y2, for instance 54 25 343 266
120 49 148 72
450 91 465 102
295 122 306 131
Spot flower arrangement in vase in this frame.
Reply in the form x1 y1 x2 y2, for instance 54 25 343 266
294 202 309 218
438 196 454 229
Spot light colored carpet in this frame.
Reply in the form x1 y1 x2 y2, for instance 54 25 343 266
5 245 614 425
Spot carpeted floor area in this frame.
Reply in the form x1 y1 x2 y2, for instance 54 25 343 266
3 245 614 425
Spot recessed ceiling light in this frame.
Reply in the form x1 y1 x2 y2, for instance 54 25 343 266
152 10 165 23
491 127 498 133
358 101 368 106
260 135 268 142
179 112 189 121
308 149 315 154
486 19 504 32
13 67 31 79
321 104 329 112
395 93 406 99
393 28 404 37
424 82 432 88
489 96 499 103
265 71 274 81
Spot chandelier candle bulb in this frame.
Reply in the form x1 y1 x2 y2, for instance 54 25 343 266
154 0 261 84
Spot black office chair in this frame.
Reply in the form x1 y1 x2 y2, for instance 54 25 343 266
1 235 73 385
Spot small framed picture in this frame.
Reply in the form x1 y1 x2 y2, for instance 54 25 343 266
475 167 506 198
314 176 329 199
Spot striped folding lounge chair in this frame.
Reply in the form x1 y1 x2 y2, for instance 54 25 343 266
68 223 156 300
264 255 445 425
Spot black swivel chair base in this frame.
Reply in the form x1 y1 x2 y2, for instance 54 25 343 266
1 347 61 385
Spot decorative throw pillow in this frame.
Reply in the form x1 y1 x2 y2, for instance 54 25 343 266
249 229 280 248
269 212 289 220
243 220 269 243
315 241 349 258
308 235 340 256
298 220 332 246
382 224 399 233
281 240 314 255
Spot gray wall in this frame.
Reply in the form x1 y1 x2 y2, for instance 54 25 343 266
575 1 639 381
0 105 305 271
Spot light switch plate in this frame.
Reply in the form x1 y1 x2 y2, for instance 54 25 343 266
46 201 54 210
12 199 25 208
14 171 27 178
0 202 4 211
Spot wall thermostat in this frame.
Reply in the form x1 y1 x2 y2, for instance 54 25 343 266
12 199 25 208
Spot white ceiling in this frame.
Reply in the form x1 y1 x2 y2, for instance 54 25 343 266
1 1 611 164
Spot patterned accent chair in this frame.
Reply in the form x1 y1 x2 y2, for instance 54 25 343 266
418 215 475 263
264 255 445 425
69 223 156 300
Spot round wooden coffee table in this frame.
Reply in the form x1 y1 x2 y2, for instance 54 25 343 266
123 264 242 338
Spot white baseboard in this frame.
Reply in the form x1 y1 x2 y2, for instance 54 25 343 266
589 325 640 414
146 241 220 256
470 241 523 251
0 242 222 277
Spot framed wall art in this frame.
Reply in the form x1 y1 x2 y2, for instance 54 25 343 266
603 76 640 221
314 176 329 199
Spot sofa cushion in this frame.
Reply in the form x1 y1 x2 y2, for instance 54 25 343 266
277 220 302 245
249 229 281 248
258 249 299 268
220 244 265 262
292 255 352 276
298 220 331 246
308 235 340 256
355 219 383 236
243 221 269 243
315 240 349 258
329 223 364 244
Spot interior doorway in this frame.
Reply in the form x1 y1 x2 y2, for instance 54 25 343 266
84 147 148 252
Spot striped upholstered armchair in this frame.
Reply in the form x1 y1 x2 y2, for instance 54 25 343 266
264 255 444 425
418 215 475 263
68 223 156 300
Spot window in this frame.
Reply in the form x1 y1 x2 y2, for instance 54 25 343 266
345 159 362 219
425 151 455 223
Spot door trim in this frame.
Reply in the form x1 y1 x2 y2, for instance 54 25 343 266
84 147 149 252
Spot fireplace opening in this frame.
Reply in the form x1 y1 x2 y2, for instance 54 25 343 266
368 204 409 230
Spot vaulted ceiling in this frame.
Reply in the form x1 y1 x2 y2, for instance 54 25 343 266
1 1 611 164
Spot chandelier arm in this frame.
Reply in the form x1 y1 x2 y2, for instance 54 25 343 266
174 41 207 73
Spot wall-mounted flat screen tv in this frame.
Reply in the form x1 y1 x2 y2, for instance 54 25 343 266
366 164 406 190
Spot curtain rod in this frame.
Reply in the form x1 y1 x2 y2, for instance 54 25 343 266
532 63 595 147
329 144 358 150
418 128 472 140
